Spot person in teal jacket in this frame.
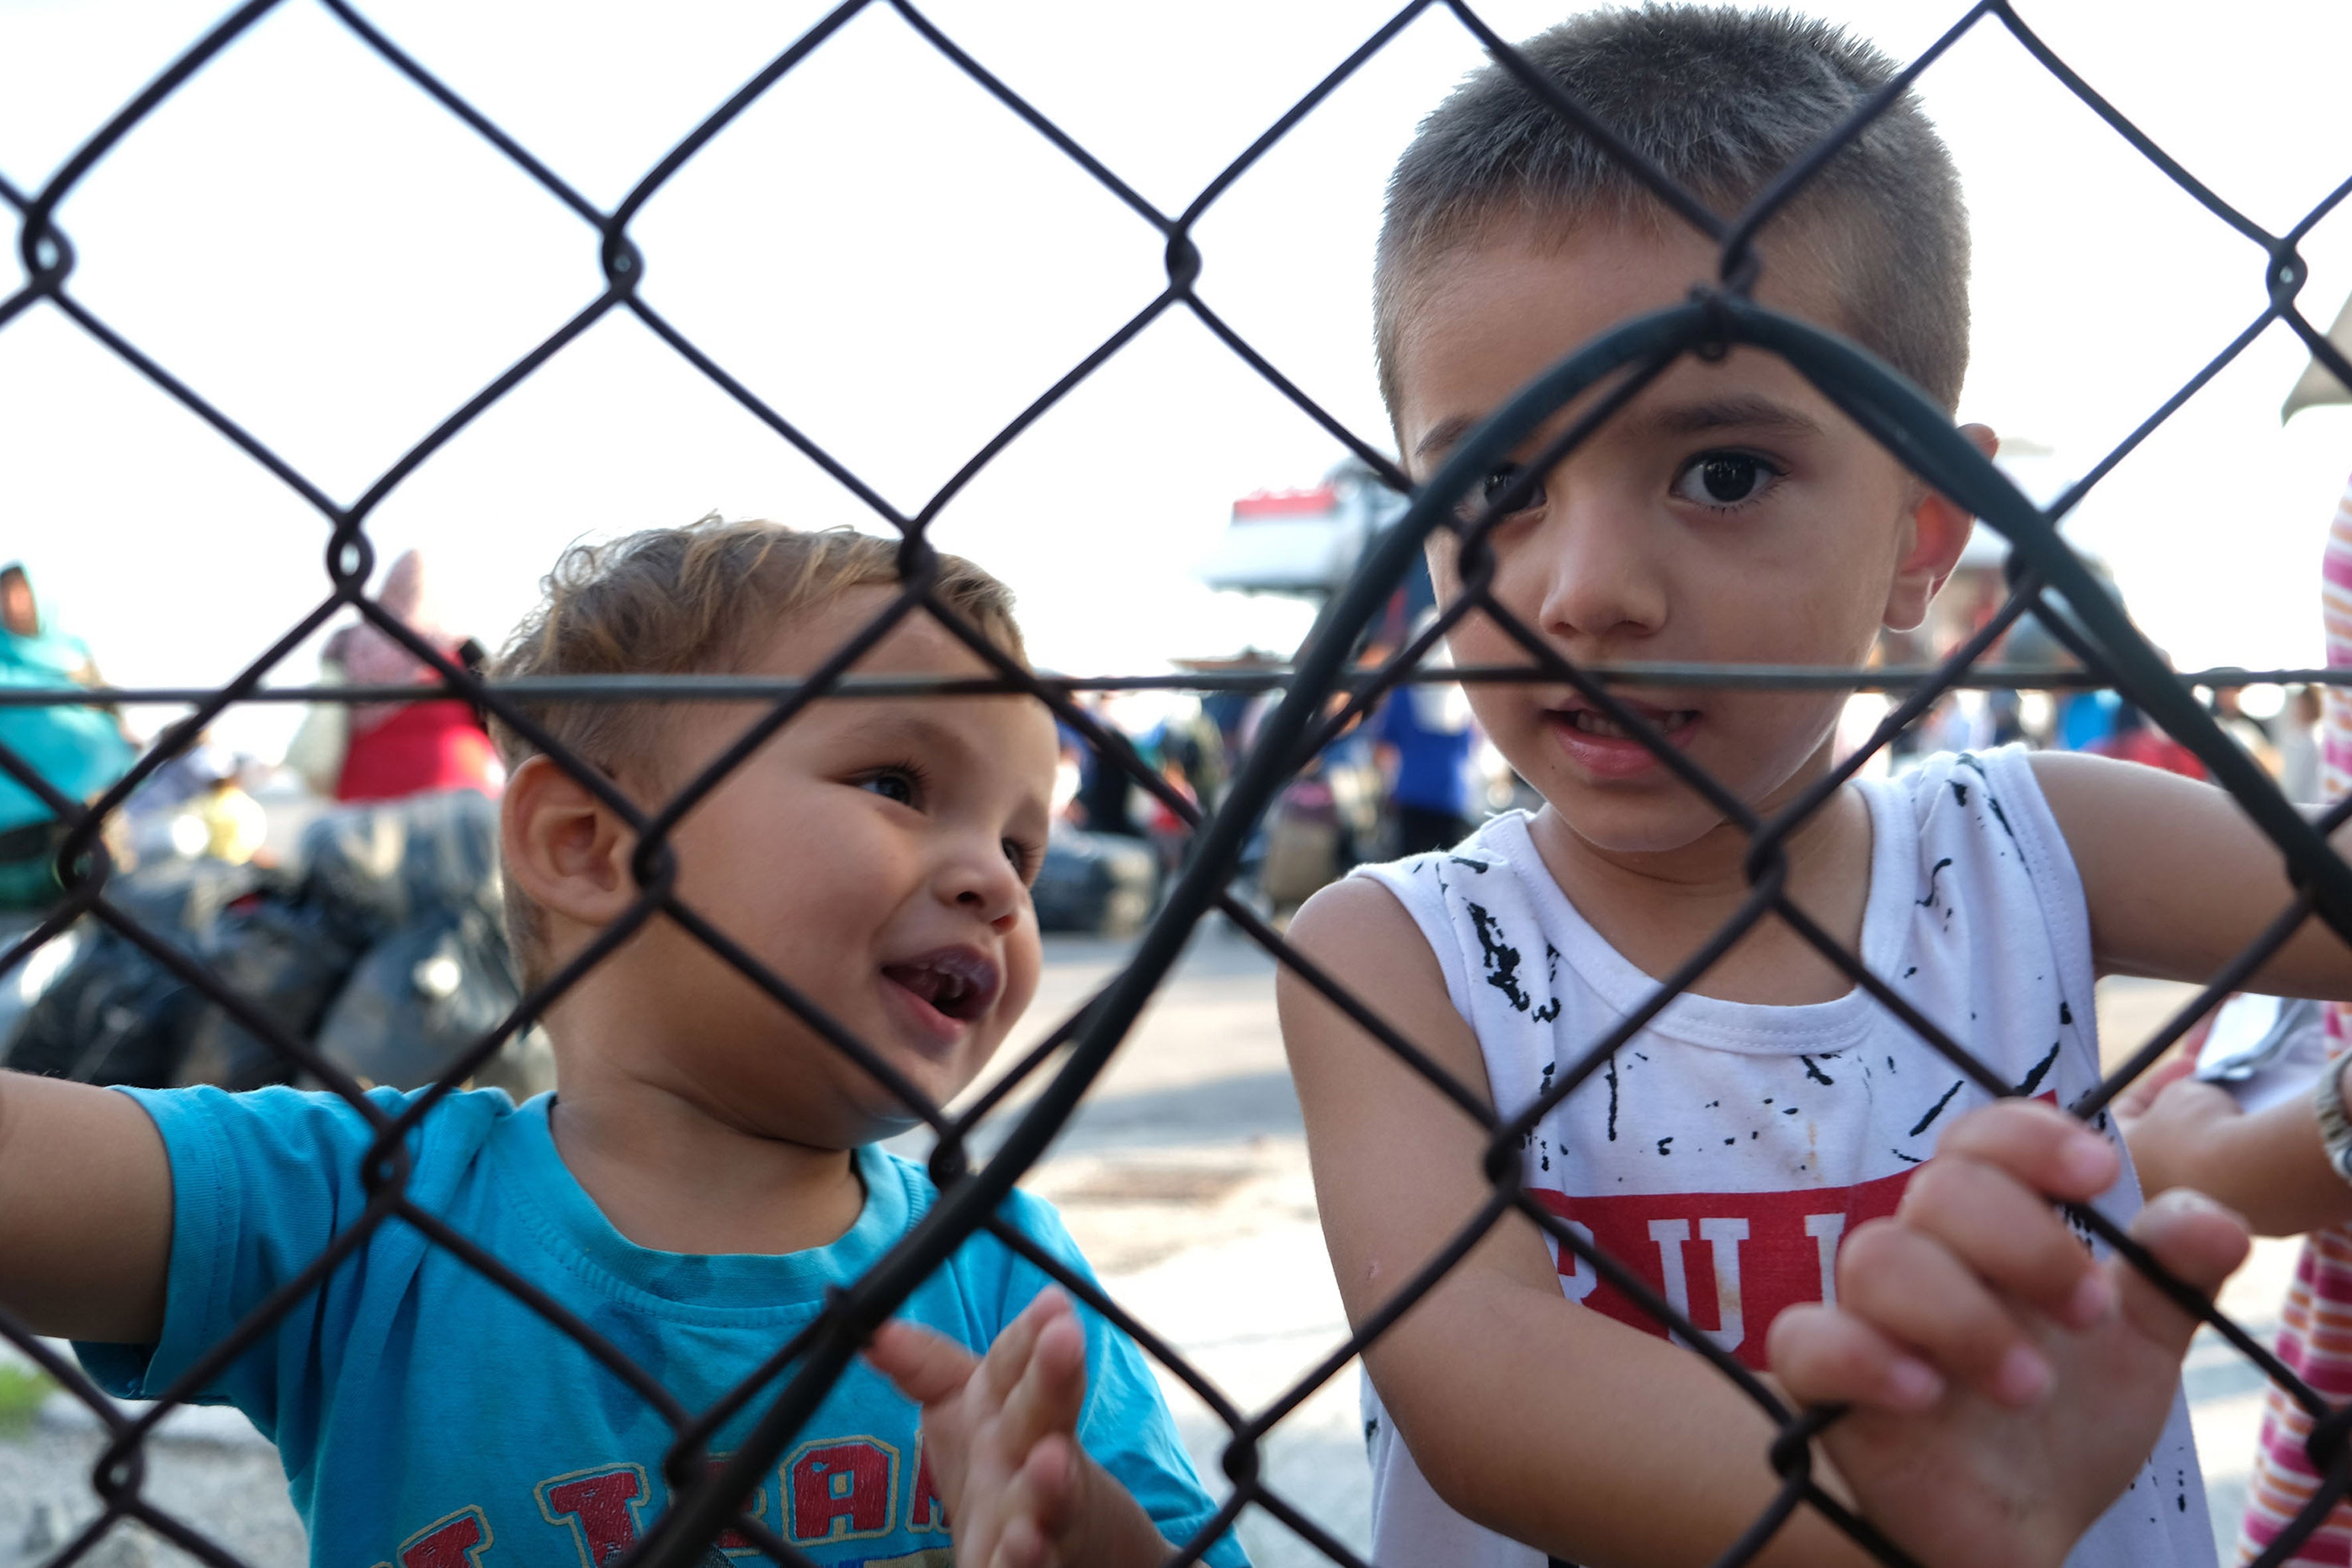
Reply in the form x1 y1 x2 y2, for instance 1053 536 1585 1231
0 563 133 908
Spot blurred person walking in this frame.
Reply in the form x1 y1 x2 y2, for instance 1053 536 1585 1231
2209 684 2281 776
2276 684 2323 804
0 564 134 909
1374 657 1480 855
2086 702 2205 779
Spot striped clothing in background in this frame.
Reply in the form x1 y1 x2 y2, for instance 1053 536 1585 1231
2237 471 2352 1563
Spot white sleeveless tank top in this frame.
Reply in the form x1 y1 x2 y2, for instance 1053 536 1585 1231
1348 746 2211 1568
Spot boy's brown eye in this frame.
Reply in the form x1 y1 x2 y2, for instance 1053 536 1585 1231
1458 463 1546 524
1672 451 1782 509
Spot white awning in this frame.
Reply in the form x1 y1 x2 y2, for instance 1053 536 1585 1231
2284 287 2352 422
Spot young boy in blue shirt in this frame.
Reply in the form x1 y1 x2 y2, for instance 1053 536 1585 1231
0 520 1243 1568
1279 7 2352 1567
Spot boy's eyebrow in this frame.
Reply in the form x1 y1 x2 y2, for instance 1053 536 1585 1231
1411 395 1820 469
1411 415 1478 465
1634 395 1824 439
837 708 975 757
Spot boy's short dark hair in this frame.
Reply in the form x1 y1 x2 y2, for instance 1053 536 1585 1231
1375 4 1970 416
489 516 1024 986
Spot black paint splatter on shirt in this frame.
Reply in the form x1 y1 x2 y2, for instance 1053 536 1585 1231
1959 753 2018 842
1910 1079 1965 1137
1917 856 1955 909
1466 902 1532 1012
1800 1056 1836 1086
2015 1042 2062 1097
1532 943 1562 1023
1605 1052 1620 1141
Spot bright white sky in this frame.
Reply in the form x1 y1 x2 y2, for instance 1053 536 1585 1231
6 0 2352 756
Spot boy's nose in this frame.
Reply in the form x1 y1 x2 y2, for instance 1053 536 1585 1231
1529 501 1668 650
941 840 1025 931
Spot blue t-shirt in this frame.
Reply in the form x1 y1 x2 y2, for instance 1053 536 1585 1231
79 1087 1244 1568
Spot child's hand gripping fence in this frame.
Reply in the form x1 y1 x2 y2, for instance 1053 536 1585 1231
7 2 2352 1565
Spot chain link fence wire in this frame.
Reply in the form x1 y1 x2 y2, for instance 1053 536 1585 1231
7 2 2352 1565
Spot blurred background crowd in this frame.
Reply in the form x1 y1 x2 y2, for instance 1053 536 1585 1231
0 455 2317 1114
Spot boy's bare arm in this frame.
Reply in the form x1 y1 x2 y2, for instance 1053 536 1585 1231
0 1071 172 1343
1281 879 1878 1568
2030 749 2352 992
2042 751 2352 1235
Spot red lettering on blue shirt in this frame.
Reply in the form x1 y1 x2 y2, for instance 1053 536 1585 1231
786 1437 900 1544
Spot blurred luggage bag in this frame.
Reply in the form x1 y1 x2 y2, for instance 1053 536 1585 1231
302 788 502 948
313 901 537 1095
6 856 282 1087
1257 777 1342 908
298 790 548 1095
1032 828 1154 937
6 789 550 1097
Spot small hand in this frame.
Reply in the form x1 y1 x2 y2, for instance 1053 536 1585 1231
1767 1099 2248 1568
2109 1046 2197 1131
2118 1067 2245 1201
866 1289 1166 1568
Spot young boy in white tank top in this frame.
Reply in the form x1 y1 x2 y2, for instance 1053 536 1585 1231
1277 10 2352 1567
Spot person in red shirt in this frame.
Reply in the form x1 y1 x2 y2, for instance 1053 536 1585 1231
2085 702 2205 780
318 549 502 803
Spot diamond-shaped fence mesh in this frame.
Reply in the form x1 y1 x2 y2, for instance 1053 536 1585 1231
7 2 2352 1566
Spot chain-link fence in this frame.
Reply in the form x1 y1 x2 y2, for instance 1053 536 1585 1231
7 2 2352 1566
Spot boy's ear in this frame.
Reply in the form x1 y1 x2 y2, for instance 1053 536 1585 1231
501 753 642 937
1883 422 1998 633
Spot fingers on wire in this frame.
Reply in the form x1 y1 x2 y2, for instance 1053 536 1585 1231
1772 1101 2118 1410
2113 1187 2250 1357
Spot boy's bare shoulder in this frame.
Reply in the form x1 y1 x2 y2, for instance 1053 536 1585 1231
2023 745 2161 795
1281 874 1454 1016
1287 874 1425 961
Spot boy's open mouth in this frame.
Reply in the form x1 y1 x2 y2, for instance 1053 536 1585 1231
1541 698 1701 779
882 947 1000 1024
1555 706 1699 740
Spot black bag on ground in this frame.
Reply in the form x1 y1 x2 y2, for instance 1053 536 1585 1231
1032 828 1156 937
311 902 528 1092
6 791 533 1093
301 789 503 950
175 898 360 1091
5 856 275 1086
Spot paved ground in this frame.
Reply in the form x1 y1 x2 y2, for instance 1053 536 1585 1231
0 953 2314 1567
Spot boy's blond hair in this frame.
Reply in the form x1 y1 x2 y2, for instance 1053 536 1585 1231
489 516 1025 986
